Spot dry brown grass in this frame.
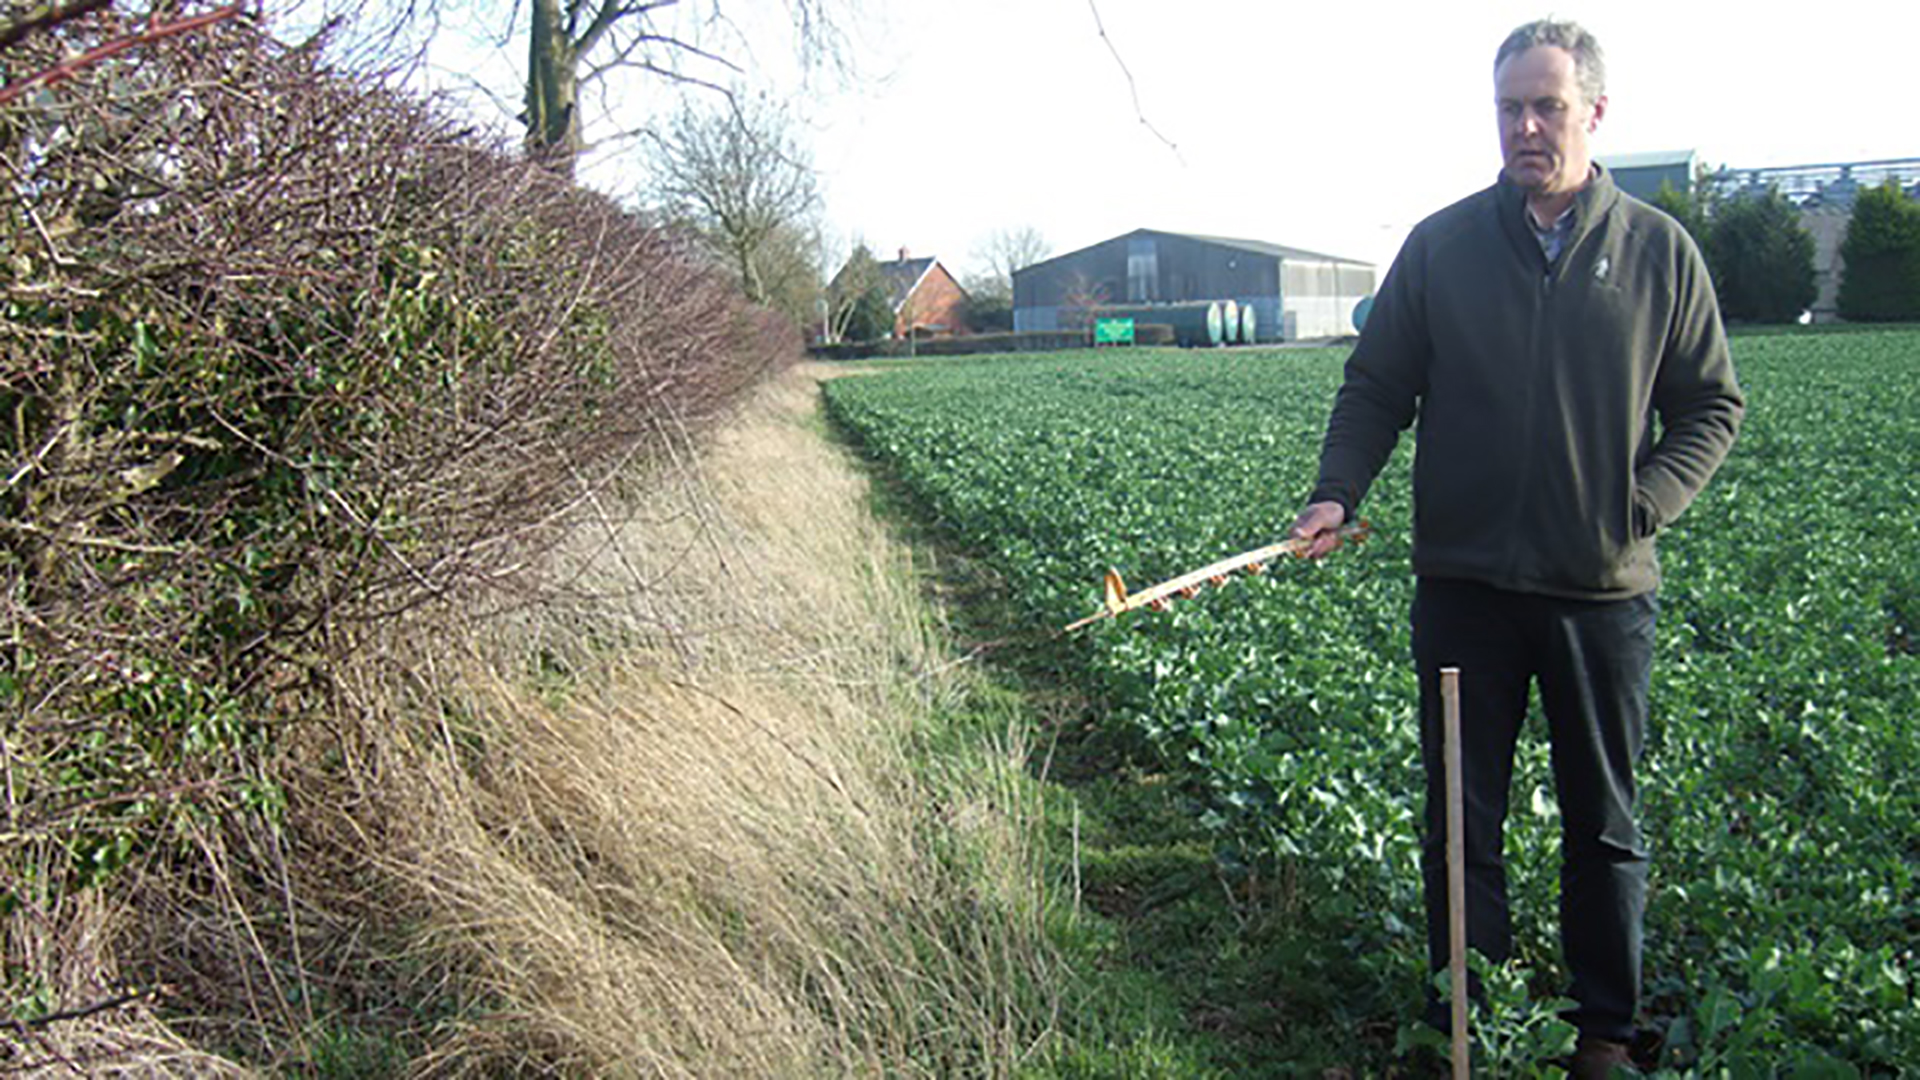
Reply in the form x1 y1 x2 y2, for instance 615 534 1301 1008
4 16 794 1071
334 365 1068 1077
7 356 1069 1075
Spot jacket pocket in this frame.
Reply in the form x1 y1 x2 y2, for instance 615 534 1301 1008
1631 487 1660 540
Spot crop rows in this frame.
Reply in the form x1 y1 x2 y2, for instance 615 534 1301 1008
824 332 1920 1071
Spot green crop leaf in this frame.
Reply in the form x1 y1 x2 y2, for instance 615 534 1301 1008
826 334 1920 1069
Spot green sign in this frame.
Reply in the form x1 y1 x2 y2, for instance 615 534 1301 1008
1094 317 1135 345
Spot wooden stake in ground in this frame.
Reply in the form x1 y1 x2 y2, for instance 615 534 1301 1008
1442 666 1469 1079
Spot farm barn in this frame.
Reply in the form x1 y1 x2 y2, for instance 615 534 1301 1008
1599 149 1700 201
1011 228 1375 343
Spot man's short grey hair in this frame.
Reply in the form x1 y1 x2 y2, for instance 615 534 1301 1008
1495 19 1606 105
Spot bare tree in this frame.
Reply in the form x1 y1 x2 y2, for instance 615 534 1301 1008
753 217 827 329
967 224 1051 302
643 93 821 322
960 226 1049 333
1060 270 1110 333
522 0 847 171
825 241 890 343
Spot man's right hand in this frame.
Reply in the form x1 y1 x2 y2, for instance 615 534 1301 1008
1289 501 1348 559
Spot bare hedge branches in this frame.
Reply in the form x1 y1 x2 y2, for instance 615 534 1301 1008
0 0 114 52
2 6 791 1060
0 3 243 106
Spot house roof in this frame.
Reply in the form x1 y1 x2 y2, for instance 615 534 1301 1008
1159 230 1370 266
1598 149 1698 170
1018 227 1372 276
877 256 937 311
830 252 965 313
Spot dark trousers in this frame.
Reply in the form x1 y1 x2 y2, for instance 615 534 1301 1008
1411 576 1656 1042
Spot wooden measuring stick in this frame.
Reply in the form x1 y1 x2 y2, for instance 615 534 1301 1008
1442 666 1469 1079
1062 520 1372 632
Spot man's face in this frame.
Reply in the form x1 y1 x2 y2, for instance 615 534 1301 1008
1495 45 1606 197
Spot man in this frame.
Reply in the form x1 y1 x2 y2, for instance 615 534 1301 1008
1290 19 1743 1077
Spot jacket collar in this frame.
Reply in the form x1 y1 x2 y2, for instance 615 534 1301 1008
1496 163 1620 266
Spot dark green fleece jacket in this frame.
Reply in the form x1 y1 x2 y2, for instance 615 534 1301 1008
1310 166 1744 599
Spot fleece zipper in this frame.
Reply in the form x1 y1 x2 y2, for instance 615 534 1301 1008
1504 216 1559 585
1310 165 1743 600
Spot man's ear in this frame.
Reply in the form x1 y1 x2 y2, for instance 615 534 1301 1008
1589 94 1609 132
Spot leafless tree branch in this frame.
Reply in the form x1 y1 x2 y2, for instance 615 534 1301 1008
0 0 112 51
581 25 739 87
0 3 246 106
1085 0 1183 163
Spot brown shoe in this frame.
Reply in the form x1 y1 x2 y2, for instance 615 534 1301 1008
1569 1036 1637 1079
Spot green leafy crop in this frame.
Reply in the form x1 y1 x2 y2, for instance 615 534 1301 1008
826 335 1920 1070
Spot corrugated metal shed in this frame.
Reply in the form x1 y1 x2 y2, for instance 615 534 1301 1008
1012 228 1374 342
1599 150 1699 202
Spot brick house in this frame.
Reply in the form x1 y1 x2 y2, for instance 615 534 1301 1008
869 249 972 338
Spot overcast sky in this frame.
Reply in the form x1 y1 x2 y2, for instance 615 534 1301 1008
419 0 1919 278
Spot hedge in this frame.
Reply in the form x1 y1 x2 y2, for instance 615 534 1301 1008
1 13 789 1061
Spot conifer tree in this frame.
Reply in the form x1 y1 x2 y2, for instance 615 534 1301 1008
1838 181 1920 322
1710 188 1817 324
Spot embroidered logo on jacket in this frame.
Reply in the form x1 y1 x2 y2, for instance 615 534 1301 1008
1595 256 1611 281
